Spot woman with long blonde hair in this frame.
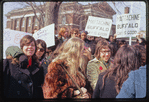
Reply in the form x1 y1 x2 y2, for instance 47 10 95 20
42 37 90 99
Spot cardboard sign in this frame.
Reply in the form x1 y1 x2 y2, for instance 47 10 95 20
116 14 141 38
33 23 55 47
3 29 32 59
85 16 112 38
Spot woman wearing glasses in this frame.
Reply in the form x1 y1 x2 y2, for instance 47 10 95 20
3 35 44 98
87 39 111 91
35 39 49 76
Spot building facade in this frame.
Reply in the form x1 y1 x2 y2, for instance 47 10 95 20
5 2 116 35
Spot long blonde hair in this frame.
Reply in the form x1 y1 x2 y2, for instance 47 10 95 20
54 37 84 75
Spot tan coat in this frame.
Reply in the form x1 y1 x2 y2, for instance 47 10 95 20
87 57 110 90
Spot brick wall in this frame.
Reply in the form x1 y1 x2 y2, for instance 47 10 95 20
6 2 116 34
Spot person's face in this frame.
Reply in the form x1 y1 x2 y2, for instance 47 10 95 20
81 33 87 41
109 36 114 42
23 41 36 57
87 36 94 41
99 47 111 62
71 31 80 38
36 44 45 59
62 30 68 38
64 30 68 38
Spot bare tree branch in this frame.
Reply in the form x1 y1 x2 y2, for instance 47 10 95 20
111 1 121 14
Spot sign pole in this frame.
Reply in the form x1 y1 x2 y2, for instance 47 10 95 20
129 2 133 46
129 36 131 45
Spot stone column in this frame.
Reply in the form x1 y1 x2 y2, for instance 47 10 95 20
12 19 16 30
18 18 22 31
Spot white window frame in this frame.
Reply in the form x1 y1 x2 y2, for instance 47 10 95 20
28 17 31 27
16 20 19 28
35 18 38 26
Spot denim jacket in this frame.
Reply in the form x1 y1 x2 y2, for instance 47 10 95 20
116 65 146 98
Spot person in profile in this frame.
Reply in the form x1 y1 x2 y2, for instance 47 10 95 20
92 45 141 98
116 45 146 98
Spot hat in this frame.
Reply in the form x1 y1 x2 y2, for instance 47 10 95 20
5 46 23 58
80 30 88 35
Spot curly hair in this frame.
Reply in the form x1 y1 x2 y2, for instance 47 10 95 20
101 45 141 94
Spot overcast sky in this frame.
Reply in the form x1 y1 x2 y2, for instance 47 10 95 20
3 1 146 31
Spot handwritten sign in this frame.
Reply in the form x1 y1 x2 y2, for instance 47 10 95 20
85 16 112 38
33 23 55 47
116 14 141 38
3 29 32 59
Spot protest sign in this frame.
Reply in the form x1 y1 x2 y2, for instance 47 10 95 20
33 23 55 48
85 16 112 38
3 29 32 59
116 14 141 38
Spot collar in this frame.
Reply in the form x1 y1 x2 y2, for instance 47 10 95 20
98 58 110 68
139 65 146 69
19 64 40 76
88 57 99 63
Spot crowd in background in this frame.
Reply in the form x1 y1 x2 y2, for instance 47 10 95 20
3 26 147 99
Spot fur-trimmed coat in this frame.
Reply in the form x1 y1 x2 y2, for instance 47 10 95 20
42 60 88 99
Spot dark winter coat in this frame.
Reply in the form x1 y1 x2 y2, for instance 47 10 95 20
3 58 44 99
92 71 117 98
40 58 49 77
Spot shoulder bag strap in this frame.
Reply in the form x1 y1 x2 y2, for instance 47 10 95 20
59 64 84 96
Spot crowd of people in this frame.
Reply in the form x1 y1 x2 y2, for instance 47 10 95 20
3 27 146 99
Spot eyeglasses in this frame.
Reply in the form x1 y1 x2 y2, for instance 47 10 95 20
37 47 44 52
100 51 111 54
